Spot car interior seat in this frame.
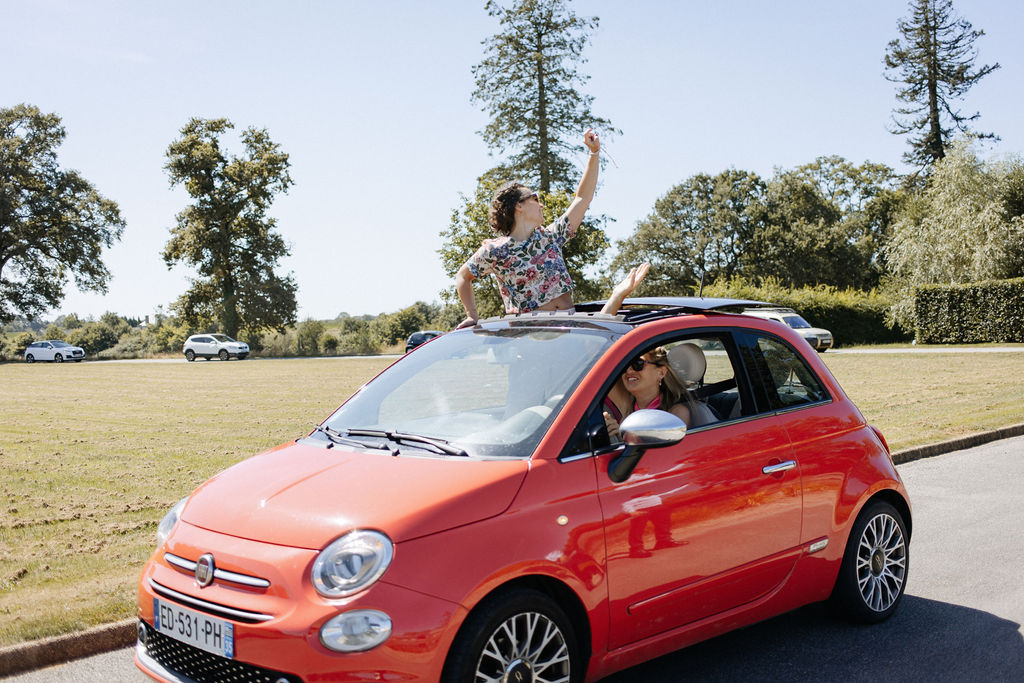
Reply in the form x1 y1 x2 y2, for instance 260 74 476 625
666 343 719 427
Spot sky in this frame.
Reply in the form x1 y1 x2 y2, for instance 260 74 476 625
3 0 1022 322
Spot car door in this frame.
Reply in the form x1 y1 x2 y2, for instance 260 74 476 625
591 331 804 648
39 342 55 361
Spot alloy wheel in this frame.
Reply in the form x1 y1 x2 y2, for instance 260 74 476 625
856 512 907 613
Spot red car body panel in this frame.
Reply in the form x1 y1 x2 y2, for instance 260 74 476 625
136 309 910 682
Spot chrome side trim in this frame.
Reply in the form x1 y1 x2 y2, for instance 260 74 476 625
808 538 829 553
149 579 274 623
164 552 271 588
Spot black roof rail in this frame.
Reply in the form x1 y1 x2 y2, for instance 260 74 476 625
575 297 775 324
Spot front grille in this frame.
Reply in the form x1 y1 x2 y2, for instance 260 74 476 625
139 621 303 683
150 579 273 624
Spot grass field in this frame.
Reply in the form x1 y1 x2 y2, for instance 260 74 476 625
1 350 1023 646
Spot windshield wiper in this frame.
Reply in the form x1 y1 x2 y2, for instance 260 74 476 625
345 428 469 457
313 424 397 454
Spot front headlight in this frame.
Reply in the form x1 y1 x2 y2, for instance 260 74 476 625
311 530 393 598
156 497 187 547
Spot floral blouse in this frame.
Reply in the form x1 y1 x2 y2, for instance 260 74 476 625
465 213 575 313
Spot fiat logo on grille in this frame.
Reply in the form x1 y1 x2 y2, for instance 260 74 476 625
195 553 216 587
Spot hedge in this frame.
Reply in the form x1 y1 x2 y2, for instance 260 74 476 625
701 278 911 347
914 278 1024 343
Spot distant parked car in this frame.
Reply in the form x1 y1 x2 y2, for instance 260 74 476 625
24 340 85 363
404 330 443 353
743 307 834 352
183 334 249 361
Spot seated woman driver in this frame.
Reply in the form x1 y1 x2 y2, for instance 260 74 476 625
603 346 698 442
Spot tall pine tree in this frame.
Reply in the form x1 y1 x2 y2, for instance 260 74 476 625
472 0 617 192
884 0 1000 167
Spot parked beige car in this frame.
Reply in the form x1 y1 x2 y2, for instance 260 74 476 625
742 307 833 351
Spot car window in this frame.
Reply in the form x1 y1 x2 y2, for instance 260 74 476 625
210 334 235 342
782 315 811 329
325 327 615 458
747 335 829 410
564 332 754 458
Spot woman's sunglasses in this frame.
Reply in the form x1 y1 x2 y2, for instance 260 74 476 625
518 192 539 203
625 358 656 372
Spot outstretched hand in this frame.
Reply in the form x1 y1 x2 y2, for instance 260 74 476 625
611 262 650 300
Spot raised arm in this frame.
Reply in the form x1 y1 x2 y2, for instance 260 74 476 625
565 129 601 232
455 264 479 329
600 263 650 315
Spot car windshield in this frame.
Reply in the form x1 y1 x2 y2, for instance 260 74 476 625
50 341 71 347
782 315 811 329
321 325 616 458
210 334 236 342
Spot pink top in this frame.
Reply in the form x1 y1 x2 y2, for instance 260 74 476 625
633 396 661 411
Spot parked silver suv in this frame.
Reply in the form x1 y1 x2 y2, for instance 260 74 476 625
183 334 249 361
742 307 834 351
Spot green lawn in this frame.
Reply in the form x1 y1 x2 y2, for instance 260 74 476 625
1 350 1022 646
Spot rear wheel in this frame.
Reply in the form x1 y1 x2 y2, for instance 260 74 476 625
54 353 64 363
442 588 580 683
219 349 229 361
830 501 909 623
25 354 34 363
185 349 195 362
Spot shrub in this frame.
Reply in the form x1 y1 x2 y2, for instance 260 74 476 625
702 277 911 346
914 277 1024 343
320 332 339 355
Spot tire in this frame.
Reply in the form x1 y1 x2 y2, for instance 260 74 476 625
185 349 195 362
219 349 229 361
830 501 909 623
25 354 34 363
441 588 580 683
54 354 64 363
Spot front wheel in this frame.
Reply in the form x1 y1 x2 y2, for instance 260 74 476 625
441 588 580 683
830 501 909 623
219 349 229 361
54 353 64 363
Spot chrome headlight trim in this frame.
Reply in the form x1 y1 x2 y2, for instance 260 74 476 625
311 529 394 598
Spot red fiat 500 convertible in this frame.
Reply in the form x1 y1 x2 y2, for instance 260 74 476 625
136 298 910 682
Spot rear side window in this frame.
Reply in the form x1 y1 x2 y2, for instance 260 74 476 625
742 334 829 410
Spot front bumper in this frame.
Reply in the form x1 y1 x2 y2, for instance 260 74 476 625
136 523 465 682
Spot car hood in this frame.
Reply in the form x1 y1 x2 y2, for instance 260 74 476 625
180 440 530 549
797 327 832 337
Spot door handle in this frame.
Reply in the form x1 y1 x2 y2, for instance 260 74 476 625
762 460 797 475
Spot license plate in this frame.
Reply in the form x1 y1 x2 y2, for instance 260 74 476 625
154 598 234 659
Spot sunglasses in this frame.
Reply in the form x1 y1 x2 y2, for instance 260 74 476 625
518 192 539 203
625 358 657 372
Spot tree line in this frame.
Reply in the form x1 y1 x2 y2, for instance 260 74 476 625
2 0 1020 352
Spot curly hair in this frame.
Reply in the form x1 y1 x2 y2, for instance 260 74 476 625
489 182 532 236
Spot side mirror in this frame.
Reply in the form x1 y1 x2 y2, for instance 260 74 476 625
607 409 686 483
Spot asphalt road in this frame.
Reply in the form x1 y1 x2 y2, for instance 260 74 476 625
10 436 1024 682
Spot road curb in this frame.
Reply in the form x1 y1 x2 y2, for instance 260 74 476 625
892 422 1024 465
2 425 1023 677
0 618 136 677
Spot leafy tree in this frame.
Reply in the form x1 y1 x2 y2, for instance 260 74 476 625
885 138 1024 325
0 104 125 324
296 318 325 355
473 0 617 192
439 170 610 316
612 170 766 295
884 0 1000 167
163 118 297 340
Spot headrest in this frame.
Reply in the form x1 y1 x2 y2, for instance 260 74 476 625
667 343 707 384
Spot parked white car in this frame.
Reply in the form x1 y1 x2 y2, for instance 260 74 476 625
742 307 834 352
24 340 86 363
183 334 249 361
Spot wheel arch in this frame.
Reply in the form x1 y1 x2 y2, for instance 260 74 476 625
864 488 912 540
444 574 593 676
